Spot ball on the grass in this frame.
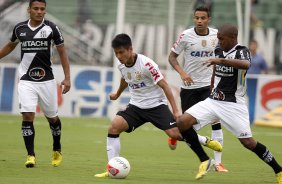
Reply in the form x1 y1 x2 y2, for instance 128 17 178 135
107 156 131 179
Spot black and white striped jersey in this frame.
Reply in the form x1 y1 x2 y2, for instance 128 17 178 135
210 44 251 104
10 19 64 82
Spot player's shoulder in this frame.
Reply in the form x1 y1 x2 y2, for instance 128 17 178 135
208 27 218 35
14 20 28 29
235 45 249 52
137 54 156 65
181 27 195 36
43 19 58 28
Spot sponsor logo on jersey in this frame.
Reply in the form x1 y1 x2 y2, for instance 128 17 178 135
173 33 185 49
210 88 225 101
216 65 234 74
145 62 160 81
29 67 46 80
191 51 214 57
128 82 146 89
20 32 26 37
22 40 48 47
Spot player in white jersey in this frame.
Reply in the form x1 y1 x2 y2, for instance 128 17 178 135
168 6 227 172
95 33 217 179
177 23 282 183
0 0 70 168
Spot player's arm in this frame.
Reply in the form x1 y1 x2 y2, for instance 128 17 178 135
56 44 71 94
210 65 215 91
157 79 181 119
204 58 250 69
168 51 194 86
109 78 128 100
0 41 18 59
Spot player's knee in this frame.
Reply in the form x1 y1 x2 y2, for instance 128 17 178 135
239 138 256 150
165 128 182 140
176 113 195 132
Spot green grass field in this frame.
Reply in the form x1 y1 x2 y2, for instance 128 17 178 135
0 114 281 184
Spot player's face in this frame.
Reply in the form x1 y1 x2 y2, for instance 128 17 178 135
113 46 133 65
193 11 210 34
249 41 257 53
217 33 233 52
28 1 46 23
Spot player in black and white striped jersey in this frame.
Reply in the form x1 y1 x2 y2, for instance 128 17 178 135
0 0 71 168
177 23 282 183
168 6 227 173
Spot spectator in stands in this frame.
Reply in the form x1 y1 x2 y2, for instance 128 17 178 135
248 40 268 74
250 0 263 29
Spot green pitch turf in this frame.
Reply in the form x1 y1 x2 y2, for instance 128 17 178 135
0 114 281 184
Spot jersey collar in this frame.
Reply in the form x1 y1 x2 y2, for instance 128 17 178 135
28 18 45 31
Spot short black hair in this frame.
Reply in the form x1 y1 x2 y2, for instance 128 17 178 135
218 23 238 37
111 33 132 49
194 6 210 17
29 0 46 7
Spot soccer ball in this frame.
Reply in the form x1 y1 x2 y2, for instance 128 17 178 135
107 157 131 179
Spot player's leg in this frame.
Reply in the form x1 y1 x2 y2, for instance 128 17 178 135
239 137 282 182
39 80 62 167
218 101 282 182
95 104 144 178
177 113 215 180
211 122 228 172
178 98 220 180
18 81 37 168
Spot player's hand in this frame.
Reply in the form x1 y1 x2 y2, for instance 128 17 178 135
204 58 223 67
173 110 182 121
109 93 119 100
181 73 194 86
61 79 71 94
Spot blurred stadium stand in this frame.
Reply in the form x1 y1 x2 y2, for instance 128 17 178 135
0 0 281 71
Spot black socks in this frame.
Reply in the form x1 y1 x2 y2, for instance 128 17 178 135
22 121 35 156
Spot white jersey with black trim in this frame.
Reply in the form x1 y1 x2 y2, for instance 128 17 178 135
10 19 64 82
210 44 251 104
171 27 218 89
118 54 167 109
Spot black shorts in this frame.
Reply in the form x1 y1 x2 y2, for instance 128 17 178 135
180 86 210 113
117 104 177 133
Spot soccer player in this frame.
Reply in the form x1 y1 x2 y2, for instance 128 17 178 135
95 33 220 179
176 23 282 183
167 6 227 172
0 0 71 168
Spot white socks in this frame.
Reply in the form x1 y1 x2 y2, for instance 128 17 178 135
106 137 120 161
212 129 223 164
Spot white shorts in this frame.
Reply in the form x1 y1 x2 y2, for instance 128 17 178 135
18 80 58 118
186 98 252 138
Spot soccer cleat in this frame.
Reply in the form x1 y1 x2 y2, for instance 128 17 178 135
195 158 215 180
215 163 228 172
277 171 282 184
52 151 62 167
25 155 36 168
168 138 177 150
204 137 222 152
94 171 109 178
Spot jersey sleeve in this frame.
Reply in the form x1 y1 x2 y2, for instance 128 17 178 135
171 31 187 55
235 46 251 63
143 59 164 84
50 23 64 45
10 26 19 43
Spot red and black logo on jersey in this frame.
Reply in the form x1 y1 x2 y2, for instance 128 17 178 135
28 67 46 81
